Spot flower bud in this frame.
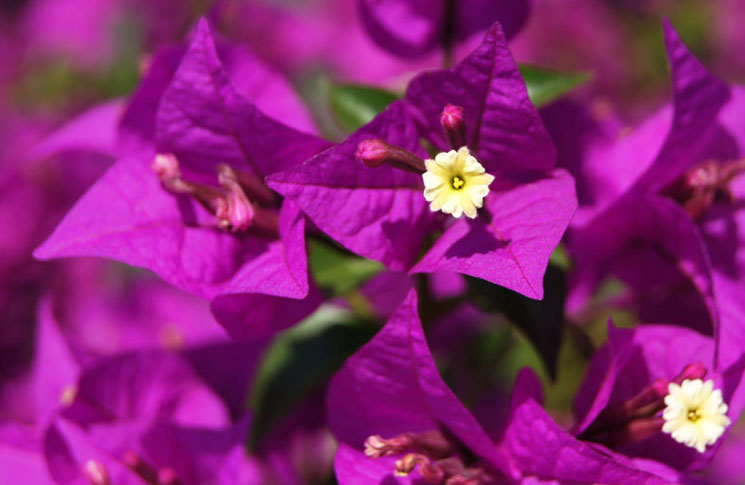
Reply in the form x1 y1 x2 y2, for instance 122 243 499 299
157 468 181 485
152 153 181 181
440 104 467 150
216 164 255 231
356 139 426 173
83 460 110 485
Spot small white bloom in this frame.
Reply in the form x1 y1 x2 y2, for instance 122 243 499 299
662 378 730 453
422 147 494 219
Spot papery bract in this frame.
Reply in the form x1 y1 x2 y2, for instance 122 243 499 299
327 290 667 483
565 20 745 369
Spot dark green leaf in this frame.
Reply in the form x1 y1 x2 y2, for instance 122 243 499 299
248 307 378 448
309 238 383 296
328 83 399 132
519 65 592 108
466 262 567 379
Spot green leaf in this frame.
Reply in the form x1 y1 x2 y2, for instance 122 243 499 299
328 83 399 132
519 65 592 108
309 238 383 296
248 306 378 448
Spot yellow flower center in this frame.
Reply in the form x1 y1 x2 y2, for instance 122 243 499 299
422 147 494 219
687 408 702 422
662 378 731 453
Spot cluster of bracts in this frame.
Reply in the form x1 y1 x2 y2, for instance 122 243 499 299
2 0 745 484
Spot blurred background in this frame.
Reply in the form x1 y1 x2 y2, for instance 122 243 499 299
2 0 745 482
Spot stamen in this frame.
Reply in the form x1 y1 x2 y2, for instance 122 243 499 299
355 139 426 173
440 104 467 150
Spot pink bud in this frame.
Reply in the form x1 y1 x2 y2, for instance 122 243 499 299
356 139 390 168
83 460 110 485
151 153 181 180
440 104 467 150
216 164 255 231
157 467 181 485
673 362 707 384
355 139 426 173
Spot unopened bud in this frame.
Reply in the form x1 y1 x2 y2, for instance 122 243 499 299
216 164 255 231
364 434 411 458
152 153 181 180
440 104 467 150
395 454 445 483
157 467 181 485
83 460 110 485
59 383 77 406
673 362 707 384
356 139 426 173
394 453 427 476
123 449 158 484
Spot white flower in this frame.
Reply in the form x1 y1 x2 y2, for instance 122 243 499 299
422 147 494 219
662 379 730 453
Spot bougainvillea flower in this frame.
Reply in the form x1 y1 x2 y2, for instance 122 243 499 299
327 289 666 483
501 369 672 484
571 321 745 476
566 20 745 369
35 19 329 303
269 23 576 299
358 0 529 58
